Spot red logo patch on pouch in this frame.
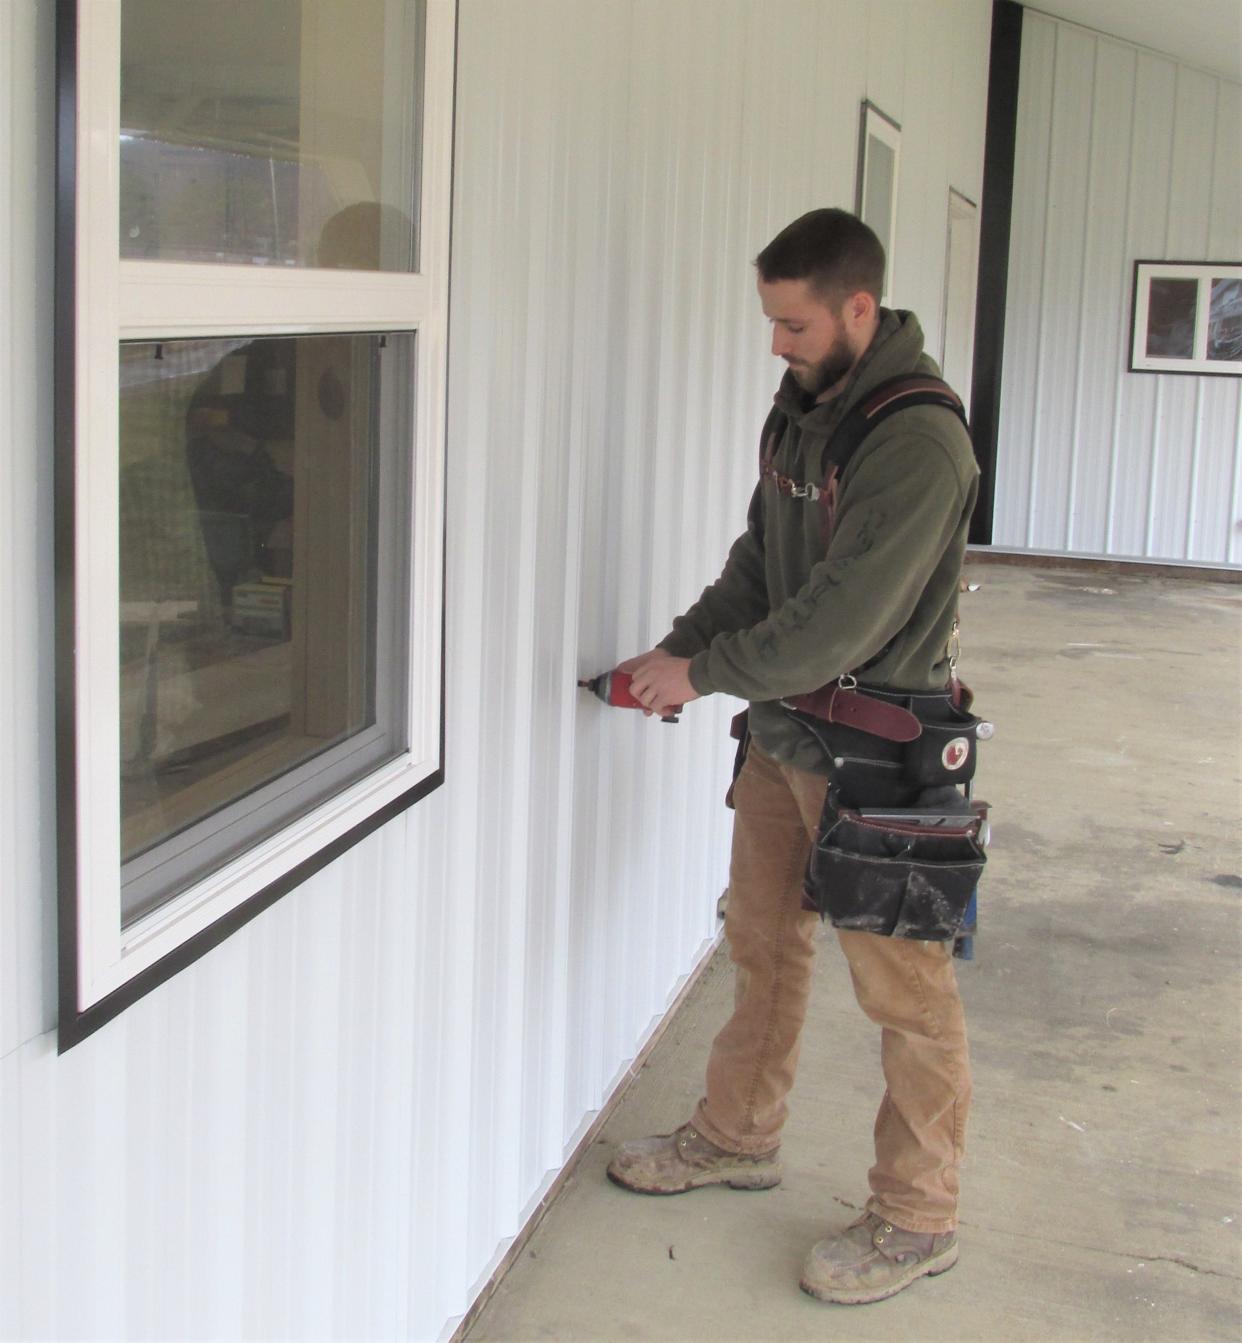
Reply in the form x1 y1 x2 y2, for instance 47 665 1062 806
942 737 970 771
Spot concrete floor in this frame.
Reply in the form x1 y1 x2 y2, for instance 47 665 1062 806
466 562 1242 1342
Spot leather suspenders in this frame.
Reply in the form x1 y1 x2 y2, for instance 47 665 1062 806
760 373 968 546
765 373 972 735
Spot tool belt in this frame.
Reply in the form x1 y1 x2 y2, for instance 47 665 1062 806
806 789 987 938
783 679 985 802
784 679 991 940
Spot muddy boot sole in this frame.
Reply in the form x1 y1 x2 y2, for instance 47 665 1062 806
606 1163 782 1195
799 1240 959 1305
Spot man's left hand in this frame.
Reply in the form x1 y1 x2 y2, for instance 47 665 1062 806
627 653 701 718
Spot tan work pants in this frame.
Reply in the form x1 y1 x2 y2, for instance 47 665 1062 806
691 741 971 1233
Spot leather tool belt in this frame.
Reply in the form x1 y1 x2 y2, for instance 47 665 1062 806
783 680 921 741
783 679 985 798
804 789 988 940
782 679 991 939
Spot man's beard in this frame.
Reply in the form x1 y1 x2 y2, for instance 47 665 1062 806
790 339 854 396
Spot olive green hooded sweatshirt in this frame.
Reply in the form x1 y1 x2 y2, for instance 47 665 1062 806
658 309 979 776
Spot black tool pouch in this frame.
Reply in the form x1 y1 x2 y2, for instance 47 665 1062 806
784 690 987 806
805 789 987 940
902 703 984 788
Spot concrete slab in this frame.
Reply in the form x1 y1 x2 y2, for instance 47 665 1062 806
466 564 1242 1342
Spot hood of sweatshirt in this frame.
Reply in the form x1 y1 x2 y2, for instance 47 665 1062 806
770 308 937 450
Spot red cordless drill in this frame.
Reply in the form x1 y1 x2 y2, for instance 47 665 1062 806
577 669 681 723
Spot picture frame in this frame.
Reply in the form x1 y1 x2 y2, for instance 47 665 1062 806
1129 261 1242 376
855 100 901 304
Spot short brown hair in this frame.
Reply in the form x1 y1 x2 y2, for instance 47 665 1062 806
755 209 885 304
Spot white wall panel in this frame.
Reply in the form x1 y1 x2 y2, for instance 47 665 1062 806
1110 49 1178 557
1072 38 1135 553
864 0 908 131
0 1 990 1338
995 12 1242 565
0 0 57 1061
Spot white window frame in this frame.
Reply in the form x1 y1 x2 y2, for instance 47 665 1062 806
56 0 456 1047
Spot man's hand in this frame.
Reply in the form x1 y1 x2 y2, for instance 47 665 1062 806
621 649 701 718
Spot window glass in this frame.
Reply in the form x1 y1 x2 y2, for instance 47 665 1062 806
119 0 425 270
119 332 413 923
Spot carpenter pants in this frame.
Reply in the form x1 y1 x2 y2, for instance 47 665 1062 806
690 740 971 1234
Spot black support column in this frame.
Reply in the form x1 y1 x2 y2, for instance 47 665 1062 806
969 0 1023 544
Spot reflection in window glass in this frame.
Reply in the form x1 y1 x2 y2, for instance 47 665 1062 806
1145 277 1198 359
1208 279 1242 362
119 333 412 922
119 0 425 270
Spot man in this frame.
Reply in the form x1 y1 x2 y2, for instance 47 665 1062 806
607 208 978 1306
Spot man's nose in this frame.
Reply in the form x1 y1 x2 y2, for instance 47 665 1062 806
772 328 791 359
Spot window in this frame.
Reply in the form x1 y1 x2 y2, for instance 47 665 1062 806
855 101 901 305
56 0 455 1047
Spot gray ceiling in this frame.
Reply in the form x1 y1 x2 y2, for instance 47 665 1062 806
1027 0 1242 82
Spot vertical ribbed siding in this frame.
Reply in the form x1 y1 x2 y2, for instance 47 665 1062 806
0 2 991 1338
0 0 21 1062
0 0 55 1060
995 12 1242 565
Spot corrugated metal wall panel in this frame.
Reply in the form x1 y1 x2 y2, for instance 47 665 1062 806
1209 80 1242 256
864 0 908 130
996 13 1242 565
0 1 991 1337
1109 49 1178 557
1072 38 1135 553
1193 59 1242 565
0 0 56 1061
1033 23 1096 551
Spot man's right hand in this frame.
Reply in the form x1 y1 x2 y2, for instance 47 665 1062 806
615 648 671 676
614 649 670 715
617 649 700 718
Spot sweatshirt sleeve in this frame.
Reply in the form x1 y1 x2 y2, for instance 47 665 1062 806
656 482 771 657
686 431 969 700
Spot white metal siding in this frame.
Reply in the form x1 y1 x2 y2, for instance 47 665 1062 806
0 0 57 1060
0 1 990 1337
994 11 1242 564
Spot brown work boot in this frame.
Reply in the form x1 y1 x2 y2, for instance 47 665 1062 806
606 1123 781 1194
800 1210 958 1304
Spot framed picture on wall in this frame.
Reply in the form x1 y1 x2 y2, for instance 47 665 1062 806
855 100 900 304
1130 261 1242 375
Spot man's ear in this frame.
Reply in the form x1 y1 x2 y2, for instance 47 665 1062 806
843 290 876 326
